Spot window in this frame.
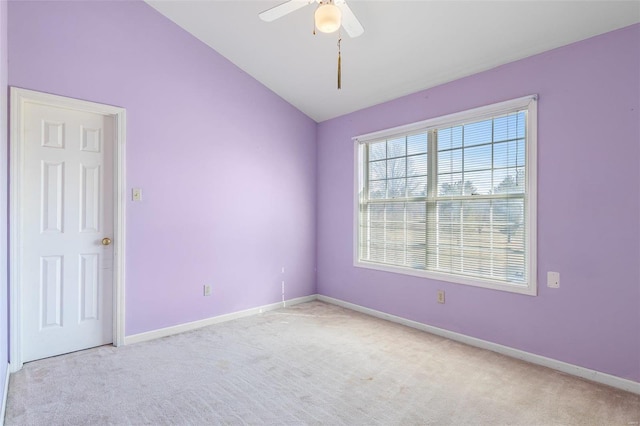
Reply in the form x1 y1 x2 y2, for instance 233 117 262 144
355 96 537 295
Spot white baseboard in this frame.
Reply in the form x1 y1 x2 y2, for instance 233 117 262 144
124 295 317 345
317 295 640 395
1 364 9 426
122 293 639 395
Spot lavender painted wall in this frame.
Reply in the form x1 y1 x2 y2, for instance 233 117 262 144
8 0 317 335
5 0 638 388
317 24 640 382
0 0 9 406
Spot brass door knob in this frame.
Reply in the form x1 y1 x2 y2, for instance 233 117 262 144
101 237 112 246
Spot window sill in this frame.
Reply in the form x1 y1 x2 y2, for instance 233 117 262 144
354 259 537 296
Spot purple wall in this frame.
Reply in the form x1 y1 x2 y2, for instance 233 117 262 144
8 0 317 335
317 24 640 382
4 0 638 387
0 0 8 407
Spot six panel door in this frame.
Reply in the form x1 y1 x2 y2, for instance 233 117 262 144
21 102 114 362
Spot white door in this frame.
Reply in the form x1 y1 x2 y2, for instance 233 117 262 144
20 101 114 362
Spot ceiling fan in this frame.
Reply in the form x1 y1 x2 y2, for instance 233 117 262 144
259 0 364 38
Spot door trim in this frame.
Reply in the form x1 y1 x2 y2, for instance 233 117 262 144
9 87 126 372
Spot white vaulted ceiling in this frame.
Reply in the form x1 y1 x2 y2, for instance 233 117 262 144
145 1 640 122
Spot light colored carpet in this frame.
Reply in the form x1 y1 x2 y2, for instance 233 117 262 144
5 301 640 425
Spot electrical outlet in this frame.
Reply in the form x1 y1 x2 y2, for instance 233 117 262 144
437 290 445 304
547 272 560 288
203 284 212 296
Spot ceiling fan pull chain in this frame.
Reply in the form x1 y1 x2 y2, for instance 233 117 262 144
337 35 342 90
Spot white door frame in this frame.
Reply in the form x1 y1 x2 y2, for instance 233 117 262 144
9 87 126 372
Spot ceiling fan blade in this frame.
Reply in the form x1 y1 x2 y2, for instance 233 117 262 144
336 0 364 37
259 0 315 22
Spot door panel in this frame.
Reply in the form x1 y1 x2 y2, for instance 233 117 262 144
22 102 114 363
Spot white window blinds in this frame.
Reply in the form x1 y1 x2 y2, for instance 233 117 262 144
355 96 537 294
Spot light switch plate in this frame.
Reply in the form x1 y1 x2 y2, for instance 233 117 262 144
547 271 560 288
132 188 142 201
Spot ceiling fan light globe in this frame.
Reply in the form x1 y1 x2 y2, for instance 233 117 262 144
315 4 342 33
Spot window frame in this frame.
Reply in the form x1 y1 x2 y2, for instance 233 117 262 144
353 95 538 295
